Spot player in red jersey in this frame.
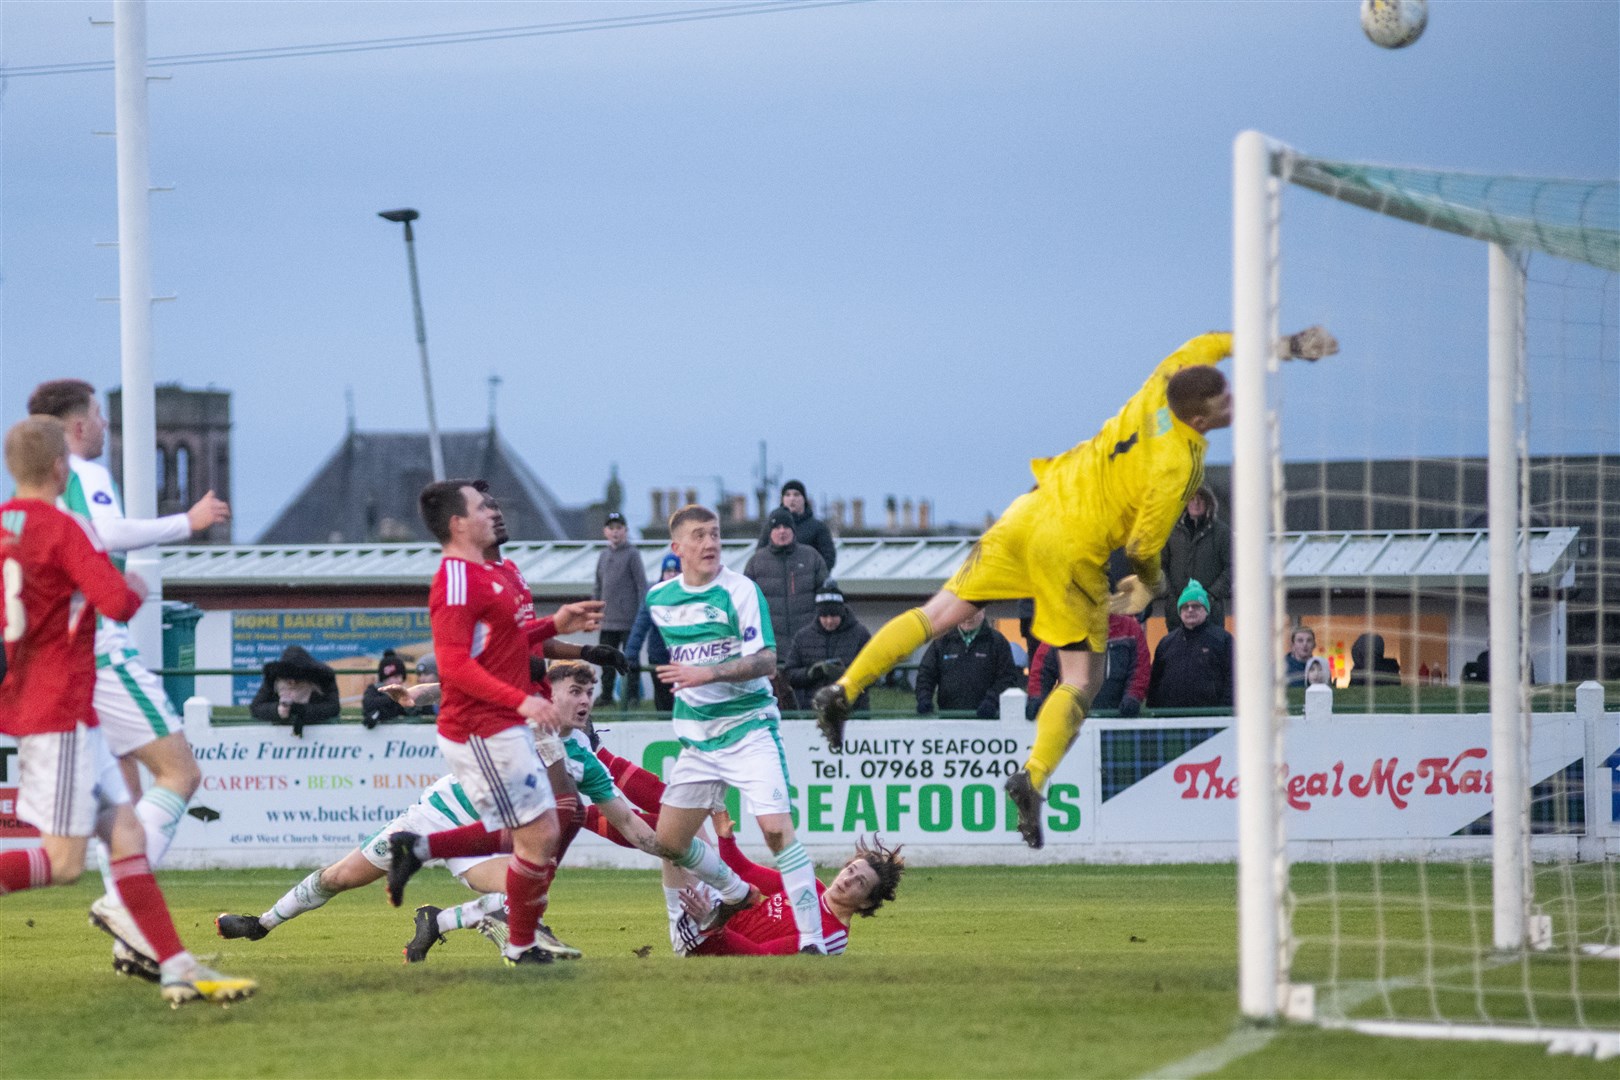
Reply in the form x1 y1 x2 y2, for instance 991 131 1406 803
384 478 587 966
0 417 255 1005
665 810 905 957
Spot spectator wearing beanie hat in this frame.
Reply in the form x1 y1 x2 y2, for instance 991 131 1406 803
785 581 872 711
362 649 434 729
624 553 682 712
1146 579 1234 711
757 479 837 571
745 506 828 658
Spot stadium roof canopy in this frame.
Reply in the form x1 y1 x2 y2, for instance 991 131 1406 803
158 528 1580 599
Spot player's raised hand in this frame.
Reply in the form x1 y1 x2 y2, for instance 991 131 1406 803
1278 325 1338 362
553 600 604 635
383 681 438 707
186 490 231 532
1108 574 1156 616
580 643 629 673
518 693 561 734
709 809 735 839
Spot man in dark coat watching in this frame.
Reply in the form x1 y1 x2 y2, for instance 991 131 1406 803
1147 580 1233 710
1161 485 1232 634
250 645 341 735
744 506 829 660
785 582 872 712
592 511 647 704
756 479 837 571
914 609 1020 719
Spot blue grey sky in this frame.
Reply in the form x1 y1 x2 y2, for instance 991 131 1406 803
2 1 1615 541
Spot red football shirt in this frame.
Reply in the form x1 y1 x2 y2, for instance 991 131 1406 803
490 556 558 698
0 499 142 736
692 835 850 956
429 556 532 742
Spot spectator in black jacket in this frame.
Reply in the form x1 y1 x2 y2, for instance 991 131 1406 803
1349 633 1402 687
757 479 837 571
744 506 828 656
786 582 872 712
915 609 1020 718
250 645 340 735
361 649 434 729
1146 581 1233 710
593 511 648 704
1161 486 1232 634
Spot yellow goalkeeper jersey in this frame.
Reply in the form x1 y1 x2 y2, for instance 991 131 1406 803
1028 331 1232 582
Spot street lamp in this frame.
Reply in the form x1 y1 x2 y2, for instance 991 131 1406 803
378 207 445 481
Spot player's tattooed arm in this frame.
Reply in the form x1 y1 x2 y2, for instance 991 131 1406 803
657 649 776 690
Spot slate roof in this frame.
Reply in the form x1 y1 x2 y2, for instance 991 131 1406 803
256 428 588 543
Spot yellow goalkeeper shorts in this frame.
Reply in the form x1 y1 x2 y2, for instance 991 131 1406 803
943 490 1107 651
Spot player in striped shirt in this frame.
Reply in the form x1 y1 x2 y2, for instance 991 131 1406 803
644 503 828 954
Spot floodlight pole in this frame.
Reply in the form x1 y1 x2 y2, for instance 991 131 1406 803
114 0 163 664
378 208 445 482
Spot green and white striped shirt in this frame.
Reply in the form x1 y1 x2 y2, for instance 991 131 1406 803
647 566 779 749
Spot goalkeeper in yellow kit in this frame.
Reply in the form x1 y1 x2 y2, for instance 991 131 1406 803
813 326 1338 848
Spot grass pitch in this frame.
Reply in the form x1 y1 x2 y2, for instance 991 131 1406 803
0 864 1611 1079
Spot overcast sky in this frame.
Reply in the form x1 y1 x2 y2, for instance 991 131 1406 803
1 1 1615 541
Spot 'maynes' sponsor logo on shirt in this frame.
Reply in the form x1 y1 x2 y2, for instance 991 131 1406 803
669 640 737 665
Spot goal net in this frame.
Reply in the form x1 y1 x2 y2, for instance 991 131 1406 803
1230 132 1619 1057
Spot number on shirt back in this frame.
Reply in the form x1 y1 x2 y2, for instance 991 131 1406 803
1 557 23 642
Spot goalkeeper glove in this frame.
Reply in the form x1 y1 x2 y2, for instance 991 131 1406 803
1278 325 1339 362
1108 574 1157 616
580 644 629 673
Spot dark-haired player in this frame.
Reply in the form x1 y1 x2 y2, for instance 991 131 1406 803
813 328 1338 848
665 810 904 957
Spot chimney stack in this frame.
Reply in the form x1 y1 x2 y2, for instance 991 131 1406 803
651 490 665 524
851 498 865 530
902 498 915 531
885 496 898 533
918 499 931 532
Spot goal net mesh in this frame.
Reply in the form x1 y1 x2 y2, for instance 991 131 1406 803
1252 150 1618 1052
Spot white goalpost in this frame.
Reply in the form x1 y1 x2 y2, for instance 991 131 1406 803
1231 130 1619 1056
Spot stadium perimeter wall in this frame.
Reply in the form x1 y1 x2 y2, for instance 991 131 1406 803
5 690 1613 869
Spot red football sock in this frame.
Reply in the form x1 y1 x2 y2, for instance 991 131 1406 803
504 854 557 951
0 849 51 894
109 855 184 962
552 794 583 863
427 823 504 860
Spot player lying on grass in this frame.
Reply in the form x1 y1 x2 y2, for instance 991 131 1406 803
216 662 632 960
0 416 254 1007
812 327 1338 849
665 810 904 957
398 661 685 961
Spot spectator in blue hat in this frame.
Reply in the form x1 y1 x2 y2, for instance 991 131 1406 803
624 553 682 711
1146 580 1233 711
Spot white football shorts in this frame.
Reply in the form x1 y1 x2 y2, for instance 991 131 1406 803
661 725 793 817
358 800 493 883
16 723 130 838
437 727 555 831
95 655 183 758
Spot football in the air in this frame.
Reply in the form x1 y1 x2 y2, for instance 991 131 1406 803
1361 0 1428 49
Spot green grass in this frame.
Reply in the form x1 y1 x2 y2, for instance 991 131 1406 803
1 864 1613 1078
